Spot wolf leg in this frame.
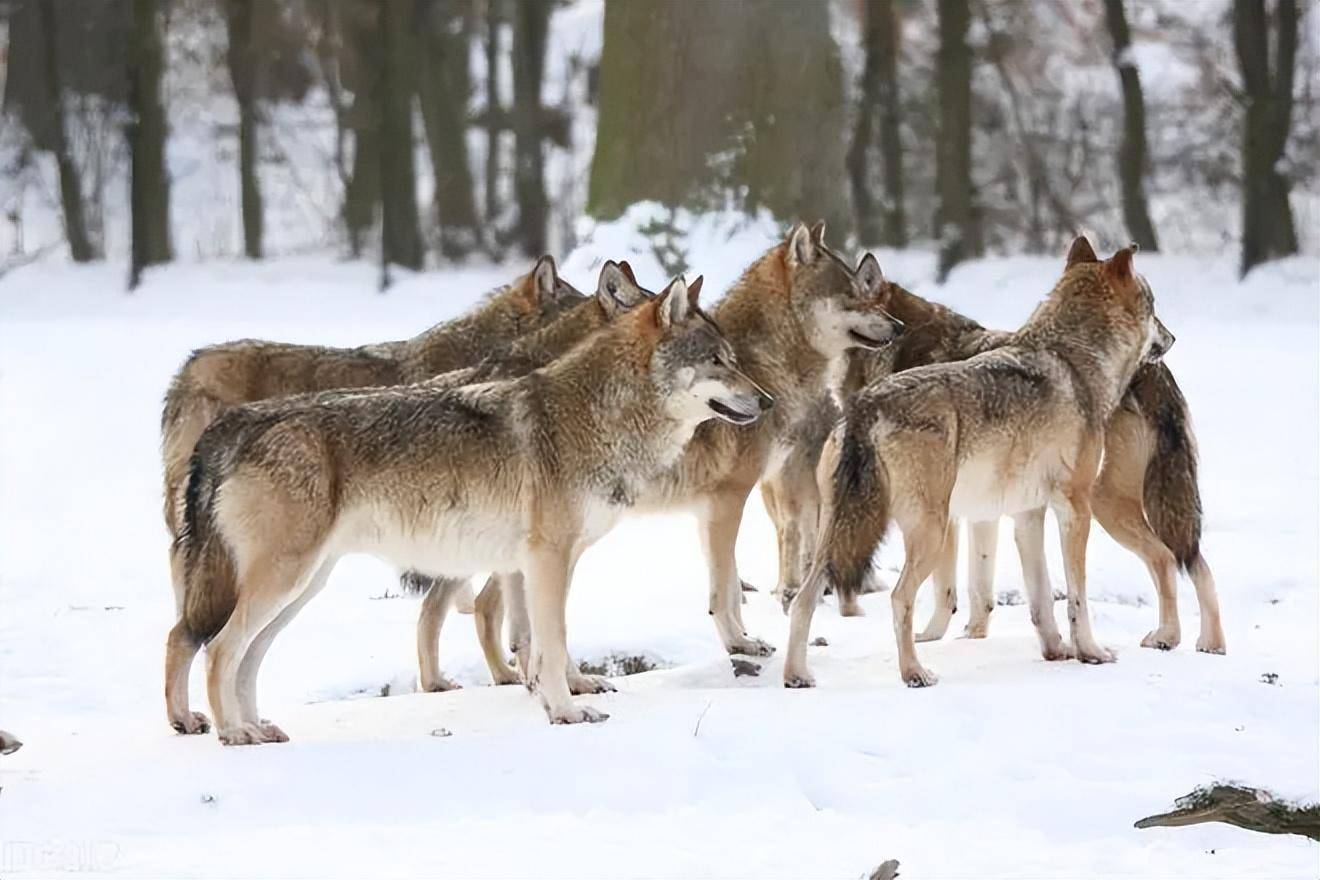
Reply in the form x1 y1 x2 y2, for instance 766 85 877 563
503 572 532 675
784 562 831 687
963 519 999 638
206 553 314 745
1188 554 1226 654
417 577 468 692
892 517 947 687
701 487 773 656
1092 492 1181 650
1053 492 1114 665
761 478 802 606
525 545 605 724
165 620 210 734
237 559 336 735
475 574 521 684
1014 508 1070 660
916 521 959 641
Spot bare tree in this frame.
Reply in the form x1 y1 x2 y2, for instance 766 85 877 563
936 0 978 281
1103 0 1158 251
483 0 502 232
127 0 171 289
36 0 94 262
511 0 549 257
416 0 480 259
1233 0 1300 276
225 0 264 259
848 0 906 247
378 0 423 270
588 0 851 238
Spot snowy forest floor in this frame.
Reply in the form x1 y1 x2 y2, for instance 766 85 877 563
1 235 1317 878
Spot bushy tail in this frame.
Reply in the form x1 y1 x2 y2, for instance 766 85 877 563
175 450 239 646
1135 363 1203 572
822 425 893 606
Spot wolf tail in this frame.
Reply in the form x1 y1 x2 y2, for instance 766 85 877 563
820 423 893 608
175 448 239 646
1136 363 1203 573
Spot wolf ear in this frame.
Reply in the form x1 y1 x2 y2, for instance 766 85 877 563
787 222 815 267
688 275 704 303
1105 244 1138 285
618 260 638 285
595 260 629 315
532 255 558 300
809 220 827 246
1065 236 1099 267
856 252 885 298
657 276 692 328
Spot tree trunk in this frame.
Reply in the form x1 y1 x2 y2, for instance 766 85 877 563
225 0 264 259
484 0 502 231
588 0 851 238
936 0 976 282
511 0 549 257
1233 0 1299 277
848 0 906 248
378 0 423 270
127 0 171 289
416 0 480 260
37 0 94 262
1103 0 1158 251
848 2 880 246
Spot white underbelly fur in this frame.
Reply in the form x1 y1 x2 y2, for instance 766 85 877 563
948 450 1057 522
329 503 525 577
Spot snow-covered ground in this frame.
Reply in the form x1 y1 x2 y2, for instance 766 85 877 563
1 232 1317 877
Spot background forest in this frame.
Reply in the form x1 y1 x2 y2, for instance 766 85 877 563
1 0 1316 288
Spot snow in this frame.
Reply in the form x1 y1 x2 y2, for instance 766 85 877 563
1 234 1318 877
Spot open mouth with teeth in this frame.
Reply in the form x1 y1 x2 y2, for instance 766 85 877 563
848 327 893 349
708 399 759 425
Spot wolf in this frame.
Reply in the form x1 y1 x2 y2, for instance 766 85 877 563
771 246 1224 655
398 259 656 693
784 239 1175 688
166 276 773 741
160 257 585 606
462 223 906 686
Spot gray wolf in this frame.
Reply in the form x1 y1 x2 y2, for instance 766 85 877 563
160 257 585 612
785 238 1175 688
166 276 771 741
463 223 905 687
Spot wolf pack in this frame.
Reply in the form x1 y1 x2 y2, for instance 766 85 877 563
159 223 1225 746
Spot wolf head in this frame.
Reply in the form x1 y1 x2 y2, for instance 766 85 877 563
783 222 903 357
520 255 590 319
1064 236 1173 364
595 260 654 317
649 276 775 427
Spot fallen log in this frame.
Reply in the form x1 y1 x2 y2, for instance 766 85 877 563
1136 784 1320 841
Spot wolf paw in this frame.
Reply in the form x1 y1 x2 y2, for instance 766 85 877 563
170 711 212 735
839 599 866 618
914 626 948 643
568 673 616 695
1076 645 1117 665
783 669 817 689
961 621 989 639
218 722 285 746
1141 629 1181 651
727 635 775 657
901 666 939 688
257 721 289 743
1195 635 1227 655
421 676 463 693
549 705 609 725
1041 639 1076 661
